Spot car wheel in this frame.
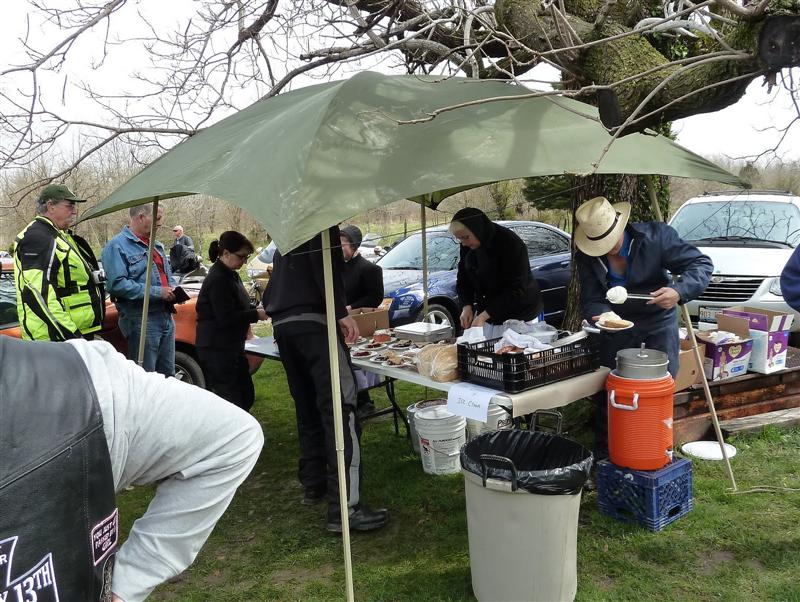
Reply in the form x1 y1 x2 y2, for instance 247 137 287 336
417 303 455 328
175 350 206 388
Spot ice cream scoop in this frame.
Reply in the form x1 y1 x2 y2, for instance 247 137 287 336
605 286 652 304
606 286 628 304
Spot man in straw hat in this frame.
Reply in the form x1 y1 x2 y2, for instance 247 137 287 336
573 196 713 458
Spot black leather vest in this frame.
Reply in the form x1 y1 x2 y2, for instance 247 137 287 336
0 337 117 601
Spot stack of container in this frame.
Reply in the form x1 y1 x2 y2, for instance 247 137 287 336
597 344 694 531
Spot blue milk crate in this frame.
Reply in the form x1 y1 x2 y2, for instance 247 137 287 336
596 457 693 531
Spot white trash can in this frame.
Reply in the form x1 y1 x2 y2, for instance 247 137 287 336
460 430 592 602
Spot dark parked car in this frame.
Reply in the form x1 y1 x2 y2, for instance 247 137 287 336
378 221 572 328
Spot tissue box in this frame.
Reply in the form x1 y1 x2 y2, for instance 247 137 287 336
695 315 753 381
720 306 794 374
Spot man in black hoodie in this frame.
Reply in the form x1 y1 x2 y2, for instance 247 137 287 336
340 224 384 416
263 226 389 533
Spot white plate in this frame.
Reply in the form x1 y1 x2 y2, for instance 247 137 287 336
597 321 634 332
388 341 414 350
369 355 389 363
682 441 737 460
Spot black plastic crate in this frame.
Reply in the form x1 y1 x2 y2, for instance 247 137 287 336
456 335 599 393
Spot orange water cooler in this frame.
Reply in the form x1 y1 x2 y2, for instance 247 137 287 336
606 345 674 471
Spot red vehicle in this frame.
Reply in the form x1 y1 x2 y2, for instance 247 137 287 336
0 259 262 387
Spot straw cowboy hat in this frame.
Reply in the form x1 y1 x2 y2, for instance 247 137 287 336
574 196 632 256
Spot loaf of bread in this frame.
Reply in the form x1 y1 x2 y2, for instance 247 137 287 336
417 343 459 382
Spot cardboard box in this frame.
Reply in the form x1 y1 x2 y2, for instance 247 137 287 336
675 339 705 391
721 306 794 374
351 304 390 336
695 314 753 381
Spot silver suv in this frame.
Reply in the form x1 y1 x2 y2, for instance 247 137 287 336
669 190 800 332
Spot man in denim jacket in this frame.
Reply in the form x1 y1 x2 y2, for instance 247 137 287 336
102 205 177 375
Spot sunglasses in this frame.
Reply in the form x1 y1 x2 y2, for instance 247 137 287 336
233 252 251 260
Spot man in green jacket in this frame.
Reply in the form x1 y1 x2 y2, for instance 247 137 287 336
13 184 105 341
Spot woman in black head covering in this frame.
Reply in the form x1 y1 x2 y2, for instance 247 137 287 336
450 207 542 331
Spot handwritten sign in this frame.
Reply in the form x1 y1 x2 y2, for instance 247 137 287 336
447 382 495 421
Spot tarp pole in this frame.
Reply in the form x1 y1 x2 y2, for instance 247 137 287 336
645 178 737 490
321 230 356 601
137 198 159 366
421 200 429 319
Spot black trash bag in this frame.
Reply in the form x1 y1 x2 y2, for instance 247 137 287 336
460 430 593 495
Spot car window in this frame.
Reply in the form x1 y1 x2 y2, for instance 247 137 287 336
361 232 381 248
0 274 17 327
511 225 570 258
671 201 800 246
377 233 459 271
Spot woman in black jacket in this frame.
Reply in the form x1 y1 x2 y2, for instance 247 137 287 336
196 231 266 411
450 207 542 332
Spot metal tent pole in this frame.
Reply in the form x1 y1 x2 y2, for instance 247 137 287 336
137 198 159 366
420 200 429 320
321 230 356 601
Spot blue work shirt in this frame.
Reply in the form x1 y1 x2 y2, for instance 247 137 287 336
576 222 713 376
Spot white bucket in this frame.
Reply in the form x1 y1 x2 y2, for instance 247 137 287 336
415 406 467 475
466 404 514 441
407 398 447 454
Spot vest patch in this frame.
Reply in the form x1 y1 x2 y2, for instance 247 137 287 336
0 536 60 601
91 509 119 567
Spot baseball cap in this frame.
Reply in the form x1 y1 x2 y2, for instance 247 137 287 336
38 184 87 204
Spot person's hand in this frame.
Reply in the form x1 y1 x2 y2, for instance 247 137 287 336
471 310 490 327
338 316 359 344
112 595 126 602
160 287 175 302
460 305 474 329
647 287 680 309
256 307 267 321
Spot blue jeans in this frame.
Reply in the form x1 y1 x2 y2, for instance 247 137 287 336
119 308 175 376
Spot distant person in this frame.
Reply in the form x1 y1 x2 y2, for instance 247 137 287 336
0 335 263 602
263 226 389 533
196 231 267 411
450 207 542 338
169 224 198 276
780 245 800 313
12 183 105 341
340 224 384 416
102 205 177 376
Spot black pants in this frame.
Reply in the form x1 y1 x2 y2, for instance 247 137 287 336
198 347 255 412
274 320 361 510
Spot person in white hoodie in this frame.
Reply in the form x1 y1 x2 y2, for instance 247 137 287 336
0 335 264 601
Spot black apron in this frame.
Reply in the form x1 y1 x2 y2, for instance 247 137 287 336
0 337 117 601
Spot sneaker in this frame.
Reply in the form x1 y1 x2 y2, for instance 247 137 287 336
326 503 389 533
301 488 326 506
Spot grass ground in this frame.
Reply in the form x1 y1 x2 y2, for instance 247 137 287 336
119 361 800 601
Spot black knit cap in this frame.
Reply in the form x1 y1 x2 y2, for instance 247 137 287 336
340 224 363 249
450 207 496 244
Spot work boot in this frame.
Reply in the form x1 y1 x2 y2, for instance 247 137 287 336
326 503 389 533
301 487 326 506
